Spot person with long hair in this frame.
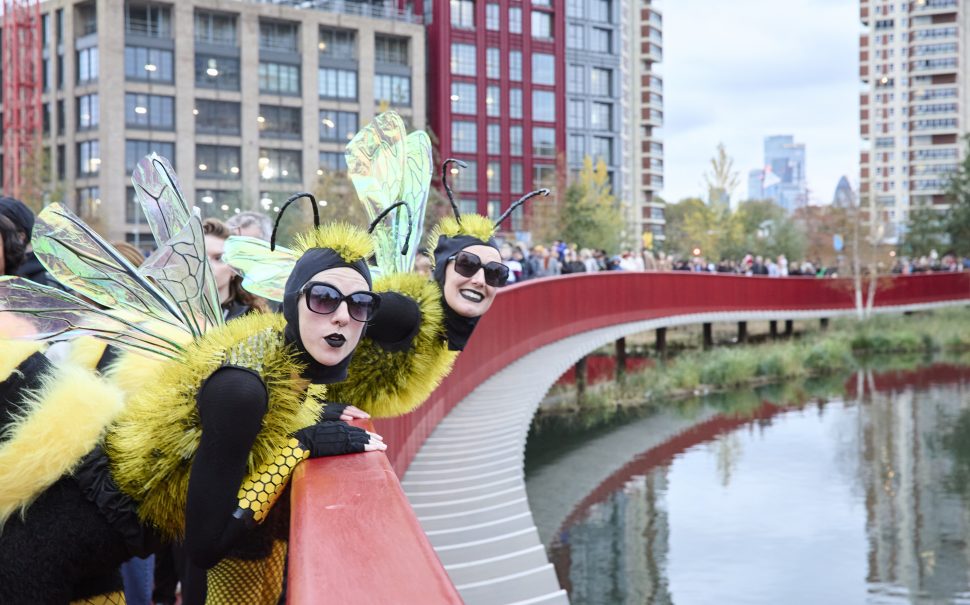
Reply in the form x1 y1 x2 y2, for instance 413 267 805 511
203 218 269 319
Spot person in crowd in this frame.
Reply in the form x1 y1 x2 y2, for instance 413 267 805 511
414 249 433 278
225 211 273 241
580 248 599 273
561 248 586 274
0 196 58 287
203 218 270 320
500 242 523 283
0 214 26 276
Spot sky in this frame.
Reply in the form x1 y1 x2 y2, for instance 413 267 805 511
660 0 860 205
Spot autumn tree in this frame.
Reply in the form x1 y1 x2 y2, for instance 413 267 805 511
703 142 740 207
559 156 623 253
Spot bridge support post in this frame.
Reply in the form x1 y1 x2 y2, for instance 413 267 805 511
615 337 626 383
655 327 667 358
575 356 587 405
820 318 829 331
769 320 778 340
785 320 794 337
737 321 748 344
703 323 713 350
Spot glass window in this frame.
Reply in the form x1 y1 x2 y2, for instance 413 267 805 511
125 3 171 38
318 68 357 99
57 99 65 134
259 62 300 95
568 134 585 162
590 67 612 95
195 54 240 90
509 126 523 155
487 124 501 154
509 51 522 81
195 99 240 136
196 189 243 220
533 127 556 157
77 94 99 129
531 11 553 39
125 93 174 129
259 20 299 52
590 27 611 53
509 7 522 33
319 28 356 60
195 11 237 46
319 151 346 172
258 105 302 139
77 47 98 83
77 140 100 176
451 0 475 28
77 186 101 221
451 82 477 114
590 102 612 130
125 139 174 173
568 64 584 92
259 149 302 182
487 162 501 192
486 85 500 117
532 53 555 85
451 43 476 76
487 200 501 221
510 162 523 191
196 145 241 179
320 110 358 142
375 35 409 65
455 159 477 191
532 90 556 122
452 121 477 153
510 88 523 119
568 100 584 128
124 46 173 83
590 0 611 22
77 3 97 36
533 164 556 188
591 136 612 162
375 74 411 106
567 24 584 49
567 0 584 18
486 4 500 30
486 48 500 79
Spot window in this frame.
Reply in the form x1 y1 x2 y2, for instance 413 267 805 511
590 102 612 130
487 162 501 191
590 27 611 53
451 43 476 76
375 36 409 65
510 126 523 155
487 124 501 154
568 64 584 92
509 7 522 33
486 85 500 117
568 100 584 128
77 186 101 221
319 151 346 172
510 89 523 119
486 48 500 79
590 67 612 95
531 11 553 39
259 149 301 182
567 0 583 18
532 53 555 85
57 99 65 134
319 28 356 60
455 160 477 191
320 110 358 142
77 3 97 36
318 68 357 99
77 47 98 83
510 162 523 191
258 105 301 139
533 164 556 188
196 190 243 220
568 134 585 162
568 24 584 48
125 93 174 129
590 0 611 22
260 20 299 52
375 74 411 106
532 90 556 121
195 100 240 136
452 121 477 153
125 3 171 38
125 139 174 173
451 0 475 28
195 11 236 46
533 127 556 157
77 94 99 130
590 136 612 162
486 4 500 29
451 82 477 114
259 62 300 95
124 46 173 82
77 140 100 176
195 54 240 90
196 145 240 179
487 200 501 220
509 51 522 81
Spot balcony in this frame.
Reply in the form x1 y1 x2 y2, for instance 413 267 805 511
911 0 958 15
239 0 423 24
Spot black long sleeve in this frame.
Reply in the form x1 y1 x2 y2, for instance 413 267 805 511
183 366 268 570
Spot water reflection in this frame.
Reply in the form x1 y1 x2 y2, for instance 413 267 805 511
541 368 970 604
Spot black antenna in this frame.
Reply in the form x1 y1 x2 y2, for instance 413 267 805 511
271 192 320 251
495 189 550 228
441 158 467 224
368 201 415 256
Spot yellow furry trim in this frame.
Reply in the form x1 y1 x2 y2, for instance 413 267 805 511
426 215 497 268
291 222 373 263
102 350 169 400
328 273 458 418
0 363 124 527
0 340 44 382
66 337 108 371
105 313 322 540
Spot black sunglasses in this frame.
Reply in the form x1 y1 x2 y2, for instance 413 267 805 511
448 250 510 287
299 282 382 322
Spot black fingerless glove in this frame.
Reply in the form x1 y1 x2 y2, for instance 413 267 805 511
366 291 421 352
294 420 370 458
321 402 349 421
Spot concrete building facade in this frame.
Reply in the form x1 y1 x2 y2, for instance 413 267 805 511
630 0 663 248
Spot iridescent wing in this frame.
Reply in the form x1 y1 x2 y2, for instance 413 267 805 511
222 236 299 302
131 153 192 245
139 216 223 334
345 111 407 274
398 131 433 273
0 277 185 360
32 203 187 332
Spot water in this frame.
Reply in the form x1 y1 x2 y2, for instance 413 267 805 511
527 368 970 604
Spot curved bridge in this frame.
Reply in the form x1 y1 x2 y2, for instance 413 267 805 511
288 272 970 604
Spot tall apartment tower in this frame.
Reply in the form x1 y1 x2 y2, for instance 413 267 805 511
4 0 425 245
860 0 968 240
630 0 663 248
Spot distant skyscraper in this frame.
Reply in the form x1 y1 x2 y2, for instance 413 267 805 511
833 175 854 206
762 135 808 213
747 169 764 200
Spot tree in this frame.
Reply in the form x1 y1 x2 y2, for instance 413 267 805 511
559 156 623 253
681 201 742 261
312 169 370 228
703 142 740 207
945 135 970 256
663 197 706 257
900 205 946 258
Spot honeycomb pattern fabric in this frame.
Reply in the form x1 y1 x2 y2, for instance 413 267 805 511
236 438 309 524
207 539 287 604
71 591 126 605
